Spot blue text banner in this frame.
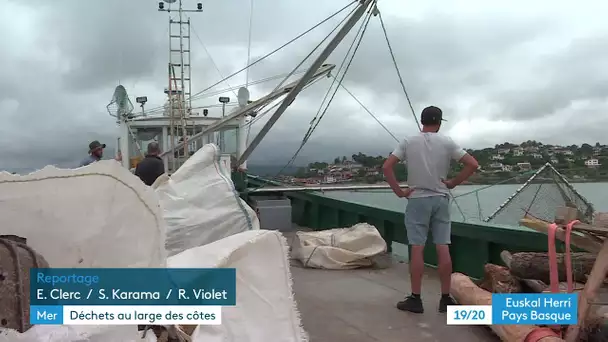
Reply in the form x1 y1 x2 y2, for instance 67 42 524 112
492 293 577 325
31 268 236 306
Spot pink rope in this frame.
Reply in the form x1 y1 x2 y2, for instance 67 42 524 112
564 220 579 293
525 327 560 342
547 223 559 293
546 219 579 337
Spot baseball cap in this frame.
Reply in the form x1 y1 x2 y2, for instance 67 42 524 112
89 140 106 152
420 106 447 125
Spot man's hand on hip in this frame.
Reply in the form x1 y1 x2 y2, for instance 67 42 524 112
442 179 457 189
396 188 415 198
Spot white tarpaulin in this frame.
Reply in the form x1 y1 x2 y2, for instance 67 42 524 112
153 144 260 256
1 231 306 342
292 223 387 269
0 162 166 269
168 230 307 342
0 145 305 342
0 161 165 341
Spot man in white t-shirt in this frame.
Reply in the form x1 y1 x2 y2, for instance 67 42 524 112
382 106 479 314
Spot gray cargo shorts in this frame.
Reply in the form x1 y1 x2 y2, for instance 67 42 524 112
405 195 451 246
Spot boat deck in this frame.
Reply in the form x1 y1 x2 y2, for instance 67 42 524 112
286 231 499 342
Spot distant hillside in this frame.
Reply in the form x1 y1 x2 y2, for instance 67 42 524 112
247 164 300 176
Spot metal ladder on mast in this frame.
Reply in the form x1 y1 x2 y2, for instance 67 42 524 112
169 17 192 109
167 9 192 171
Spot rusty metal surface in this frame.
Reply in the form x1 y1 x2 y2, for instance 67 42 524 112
0 235 50 333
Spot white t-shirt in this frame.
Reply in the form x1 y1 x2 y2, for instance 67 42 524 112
391 132 467 198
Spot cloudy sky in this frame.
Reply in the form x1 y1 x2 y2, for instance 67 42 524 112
2 0 608 171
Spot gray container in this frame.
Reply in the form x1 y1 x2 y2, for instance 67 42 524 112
249 195 293 232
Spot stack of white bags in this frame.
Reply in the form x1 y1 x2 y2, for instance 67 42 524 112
0 144 307 342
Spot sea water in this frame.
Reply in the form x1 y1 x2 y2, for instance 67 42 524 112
319 182 607 261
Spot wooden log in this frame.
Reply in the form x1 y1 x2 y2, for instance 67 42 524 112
585 274 608 286
565 240 608 341
595 212 608 228
578 314 608 341
541 282 586 293
478 264 522 293
555 206 579 225
509 252 596 284
451 273 563 342
501 251 548 293
520 216 602 253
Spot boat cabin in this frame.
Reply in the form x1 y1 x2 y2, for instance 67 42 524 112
118 110 241 174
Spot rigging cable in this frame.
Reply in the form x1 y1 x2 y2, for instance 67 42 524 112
246 0 254 89
200 70 305 98
268 3 357 95
246 2 360 145
141 1 357 114
244 2 531 222
304 7 375 146
377 10 466 220
246 73 398 142
245 75 328 128
302 6 374 147
451 169 537 199
187 1 358 102
331 75 399 142
377 11 420 131
191 25 238 99
142 71 308 116
222 76 327 142
261 2 376 184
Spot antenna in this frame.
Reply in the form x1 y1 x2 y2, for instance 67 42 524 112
237 87 250 107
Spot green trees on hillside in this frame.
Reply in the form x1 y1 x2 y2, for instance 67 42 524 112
350 153 385 168
297 141 608 183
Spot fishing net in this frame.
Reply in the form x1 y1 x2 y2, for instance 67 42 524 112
483 163 595 226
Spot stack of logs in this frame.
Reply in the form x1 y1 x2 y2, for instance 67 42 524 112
450 208 608 342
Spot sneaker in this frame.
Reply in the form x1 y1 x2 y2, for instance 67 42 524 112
396 295 424 313
438 295 456 313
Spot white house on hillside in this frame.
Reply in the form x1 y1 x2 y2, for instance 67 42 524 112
594 147 603 156
585 158 600 168
517 162 532 171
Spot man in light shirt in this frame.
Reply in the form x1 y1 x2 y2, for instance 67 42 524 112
382 106 479 314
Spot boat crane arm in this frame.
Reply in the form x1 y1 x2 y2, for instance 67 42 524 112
159 63 336 158
237 0 375 166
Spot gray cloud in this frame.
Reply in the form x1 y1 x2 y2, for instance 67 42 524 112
2 0 608 171
487 34 608 120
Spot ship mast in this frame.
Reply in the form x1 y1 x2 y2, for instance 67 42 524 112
158 0 202 172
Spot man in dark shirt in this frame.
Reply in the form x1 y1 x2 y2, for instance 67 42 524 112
135 142 165 186
79 140 106 167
